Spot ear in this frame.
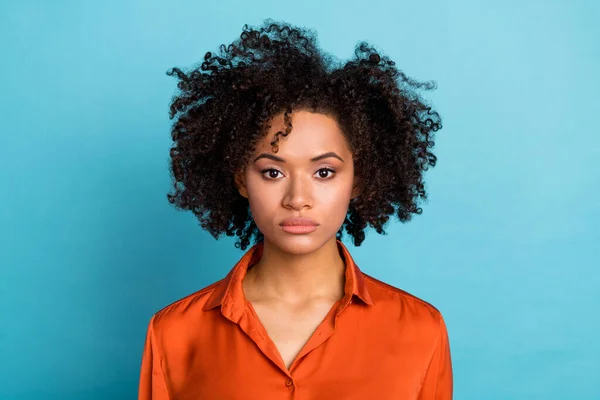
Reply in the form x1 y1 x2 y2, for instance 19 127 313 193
234 169 248 198
351 176 362 200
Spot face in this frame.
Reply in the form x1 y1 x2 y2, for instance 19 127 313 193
235 110 360 255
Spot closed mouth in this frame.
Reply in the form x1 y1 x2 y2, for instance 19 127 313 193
280 217 319 227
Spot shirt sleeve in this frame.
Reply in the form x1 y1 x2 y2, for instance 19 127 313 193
417 313 453 400
138 315 171 400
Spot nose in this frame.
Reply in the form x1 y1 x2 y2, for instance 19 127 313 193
282 174 313 211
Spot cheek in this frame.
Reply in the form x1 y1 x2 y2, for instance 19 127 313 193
248 191 274 211
245 177 278 214
315 180 354 212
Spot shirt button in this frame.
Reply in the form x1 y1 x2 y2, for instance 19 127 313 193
285 378 293 387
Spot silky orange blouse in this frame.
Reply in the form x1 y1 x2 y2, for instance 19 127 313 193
138 240 453 399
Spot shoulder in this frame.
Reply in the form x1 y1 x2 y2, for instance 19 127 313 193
362 273 445 333
149 279 224 333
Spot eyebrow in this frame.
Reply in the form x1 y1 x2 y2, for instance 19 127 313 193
253 151 344 163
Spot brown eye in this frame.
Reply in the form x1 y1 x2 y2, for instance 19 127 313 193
261 169 282 179
316 168 335 179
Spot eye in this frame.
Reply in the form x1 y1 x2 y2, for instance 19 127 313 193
315 168 336 179
261 168 283 180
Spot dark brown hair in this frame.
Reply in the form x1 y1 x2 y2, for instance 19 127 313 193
166 19 442 250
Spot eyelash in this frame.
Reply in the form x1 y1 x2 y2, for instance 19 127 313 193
260 168 336 180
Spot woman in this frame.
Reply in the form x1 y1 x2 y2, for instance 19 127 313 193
139 19 452 399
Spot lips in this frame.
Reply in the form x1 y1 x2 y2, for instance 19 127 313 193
280 217 319 227
280 217 319 234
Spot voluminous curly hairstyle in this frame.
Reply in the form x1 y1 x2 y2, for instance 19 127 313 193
166 19 442 250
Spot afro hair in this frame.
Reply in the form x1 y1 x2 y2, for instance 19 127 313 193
166 19 442 250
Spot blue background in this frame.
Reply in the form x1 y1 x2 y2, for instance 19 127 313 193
1 0 598 399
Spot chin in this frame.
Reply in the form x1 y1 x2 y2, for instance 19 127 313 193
265 232 331 255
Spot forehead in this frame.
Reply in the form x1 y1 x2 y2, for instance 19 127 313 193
253 110 351 156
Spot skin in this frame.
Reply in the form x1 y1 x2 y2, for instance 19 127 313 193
234 110 361 369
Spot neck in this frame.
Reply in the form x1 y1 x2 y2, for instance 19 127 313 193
244 236 346 304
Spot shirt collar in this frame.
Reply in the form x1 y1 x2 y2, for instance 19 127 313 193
203 239 374 322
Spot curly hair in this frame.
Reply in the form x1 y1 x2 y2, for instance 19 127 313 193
166 19 442 250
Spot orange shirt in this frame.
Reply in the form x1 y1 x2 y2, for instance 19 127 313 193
138 240 453 399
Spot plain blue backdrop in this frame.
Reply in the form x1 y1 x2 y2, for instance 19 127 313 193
1 0 598 399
